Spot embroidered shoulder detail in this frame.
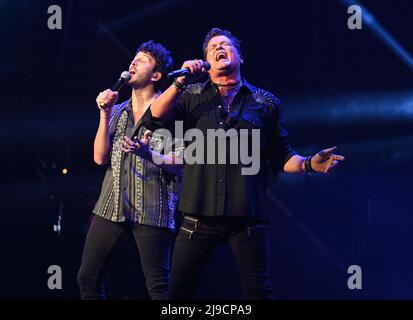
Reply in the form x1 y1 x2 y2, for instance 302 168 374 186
249 85 280 109
184 83 203 95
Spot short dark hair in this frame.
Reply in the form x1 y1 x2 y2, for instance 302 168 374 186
136 40 174 92
202 28 242 60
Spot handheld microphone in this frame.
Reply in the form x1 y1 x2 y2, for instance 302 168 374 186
167 61 211 79
99 71 131 108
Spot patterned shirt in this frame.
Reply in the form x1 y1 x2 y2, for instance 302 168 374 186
93 100 180 230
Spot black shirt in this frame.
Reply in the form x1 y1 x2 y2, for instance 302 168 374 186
142 79 296 219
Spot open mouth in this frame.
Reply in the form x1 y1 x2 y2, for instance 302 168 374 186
215 52 227 61
129 69 136 75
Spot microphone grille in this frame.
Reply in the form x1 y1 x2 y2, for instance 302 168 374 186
203 61 211 71
120 71 131 81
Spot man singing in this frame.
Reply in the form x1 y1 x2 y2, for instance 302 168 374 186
143 28 345 299
77 40 183 300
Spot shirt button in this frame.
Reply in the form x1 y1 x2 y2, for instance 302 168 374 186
218 105 222 109
219 121 223 125
218 179 223 183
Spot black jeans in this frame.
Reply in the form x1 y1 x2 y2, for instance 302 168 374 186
169 215 273 300
77 214 173 300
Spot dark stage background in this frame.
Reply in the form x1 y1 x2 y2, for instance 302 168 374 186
1 0 413 299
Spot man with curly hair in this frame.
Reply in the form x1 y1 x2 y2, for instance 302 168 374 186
77 41 183 300
144 29 345 299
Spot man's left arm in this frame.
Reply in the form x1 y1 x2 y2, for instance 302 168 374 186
269 102 345 174
283 146 345 174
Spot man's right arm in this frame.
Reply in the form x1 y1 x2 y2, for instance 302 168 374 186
150 59 206 119
93 89 118 165
150 80 183 119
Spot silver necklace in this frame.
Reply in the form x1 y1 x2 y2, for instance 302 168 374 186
217 81 243 98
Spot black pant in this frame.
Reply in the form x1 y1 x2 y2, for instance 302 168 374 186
169 215 273 299
77 214 173 300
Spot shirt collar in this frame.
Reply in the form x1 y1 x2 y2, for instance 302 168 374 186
204 77 253 94
124 99 132 112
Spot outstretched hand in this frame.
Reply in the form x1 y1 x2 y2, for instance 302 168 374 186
311 146 345 173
